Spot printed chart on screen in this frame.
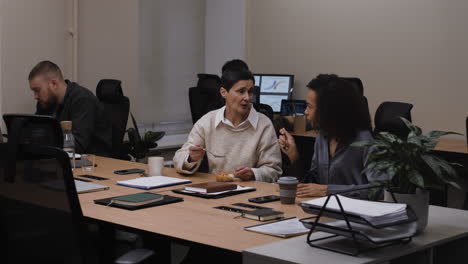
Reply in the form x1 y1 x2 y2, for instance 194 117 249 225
260 76 291 93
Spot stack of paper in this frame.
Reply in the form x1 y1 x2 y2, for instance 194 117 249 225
302 195 408 226
117 176 191 190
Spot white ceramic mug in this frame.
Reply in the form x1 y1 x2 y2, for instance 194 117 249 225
148 157 164 176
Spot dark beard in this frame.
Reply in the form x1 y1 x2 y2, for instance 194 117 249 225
39 95 58 111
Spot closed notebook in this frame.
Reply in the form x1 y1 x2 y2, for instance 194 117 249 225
111 192 164 206
184 182 237 193
242 209 284 221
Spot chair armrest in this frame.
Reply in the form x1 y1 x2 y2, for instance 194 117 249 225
115 248 154 264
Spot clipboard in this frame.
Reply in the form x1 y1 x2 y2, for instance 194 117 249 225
94 195 183 210
172 186 256 199
244 217 309 238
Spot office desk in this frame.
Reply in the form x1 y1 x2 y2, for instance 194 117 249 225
77 157 311 255
434 139 468 154
243 206 468 264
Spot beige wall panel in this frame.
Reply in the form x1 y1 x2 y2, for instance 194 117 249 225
247 0 468 134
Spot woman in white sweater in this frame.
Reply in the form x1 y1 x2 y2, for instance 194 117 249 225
173 68 282 182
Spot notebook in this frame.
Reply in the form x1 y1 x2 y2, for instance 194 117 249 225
117 176 192 190
242 209 284 221
111 192 164 206
74 180 109 194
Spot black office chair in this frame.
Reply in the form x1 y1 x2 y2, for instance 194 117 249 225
3 114 63 147
0 116 155 264
96 79 130 159
280 99 307 116
0 144 154 264
188 74 224 124
374 102 414 139
341 77 364 96
253 102 274 121
252 86 261 104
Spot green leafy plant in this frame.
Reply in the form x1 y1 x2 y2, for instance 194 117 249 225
123 129 165 160
352 118 463 198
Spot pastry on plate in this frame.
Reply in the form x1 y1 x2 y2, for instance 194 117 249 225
215 170 235 182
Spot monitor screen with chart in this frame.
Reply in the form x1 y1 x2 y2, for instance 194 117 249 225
254 74 294 113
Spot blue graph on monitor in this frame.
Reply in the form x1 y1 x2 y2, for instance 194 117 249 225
260 76 290 93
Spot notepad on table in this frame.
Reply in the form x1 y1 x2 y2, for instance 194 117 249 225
111 192 164 206
117 176 191 190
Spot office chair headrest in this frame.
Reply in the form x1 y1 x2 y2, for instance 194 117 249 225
197 74 221 94
341 77 364 97
3 114 63 148
96 79 124 103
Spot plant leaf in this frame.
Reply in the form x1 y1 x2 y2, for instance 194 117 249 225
367 181 388 201
407 170 425 189
378 132 402 144
427 130 463 140
400 117 422 136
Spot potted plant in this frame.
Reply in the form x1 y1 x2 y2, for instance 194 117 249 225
353 118 463 232
123 129 165 161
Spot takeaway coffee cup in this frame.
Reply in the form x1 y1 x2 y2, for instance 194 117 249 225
277 177 299 204
293 114 306 133
148 157 164 176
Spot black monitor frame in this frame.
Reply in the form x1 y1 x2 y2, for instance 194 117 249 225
254 74 294 113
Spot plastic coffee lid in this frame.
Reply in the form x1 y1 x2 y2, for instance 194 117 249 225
277 176 299 184
60 121 72 130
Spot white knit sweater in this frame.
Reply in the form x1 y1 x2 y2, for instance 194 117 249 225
173 107 282 182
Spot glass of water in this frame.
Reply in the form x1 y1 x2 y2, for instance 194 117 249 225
81 154 95 172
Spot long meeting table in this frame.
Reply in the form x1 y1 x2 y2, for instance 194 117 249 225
77 156 468 264
76 157 312 263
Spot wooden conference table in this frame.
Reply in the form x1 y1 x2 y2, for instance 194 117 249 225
78 157 468 263
77 157 312 261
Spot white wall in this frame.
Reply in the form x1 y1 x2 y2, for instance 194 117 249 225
0 0 70 117
205 0 246 75
247 0 468 134
139 0 205 124
79 0 204 125
78 0 139 114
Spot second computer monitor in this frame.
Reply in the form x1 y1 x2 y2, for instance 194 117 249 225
254 74 294 113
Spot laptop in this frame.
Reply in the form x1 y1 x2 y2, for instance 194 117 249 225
74 180 109 194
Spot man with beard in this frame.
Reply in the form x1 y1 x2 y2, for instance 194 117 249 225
29 60 112 156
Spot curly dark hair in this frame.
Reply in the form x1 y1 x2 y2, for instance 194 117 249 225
307 74 371 143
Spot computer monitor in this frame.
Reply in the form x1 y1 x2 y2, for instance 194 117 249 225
260 95 289 112
280 99 307 116
254 74 294 113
